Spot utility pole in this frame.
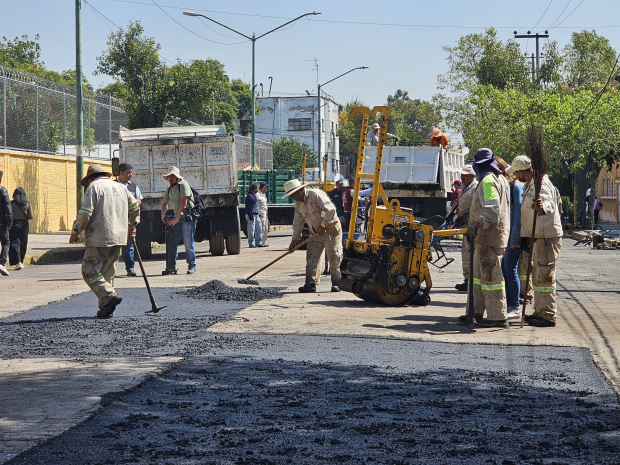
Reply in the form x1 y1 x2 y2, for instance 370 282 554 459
514 31 549 82
75 0 84 210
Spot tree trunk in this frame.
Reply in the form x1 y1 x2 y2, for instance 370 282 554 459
575 166 588 228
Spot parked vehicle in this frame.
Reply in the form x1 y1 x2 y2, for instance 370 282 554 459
118 125 241 259
362 145 467 218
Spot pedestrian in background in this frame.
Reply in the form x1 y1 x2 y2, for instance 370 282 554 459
116 163 143 276
450 179 462 208
161 166 197 275
256 181 269 247
501 166 524 320
245 183 263 248
328 180 345 218
0 170 12 277
594 196 602 225
70 164 140 318
9 187 33 270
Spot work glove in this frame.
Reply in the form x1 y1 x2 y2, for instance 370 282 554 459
466 220 480 243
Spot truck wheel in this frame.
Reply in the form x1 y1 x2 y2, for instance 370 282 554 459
136 237 152 260
225 232 241 255
210 232 225 256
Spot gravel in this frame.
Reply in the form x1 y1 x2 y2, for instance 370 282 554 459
11 336 620 465
179 279 284 302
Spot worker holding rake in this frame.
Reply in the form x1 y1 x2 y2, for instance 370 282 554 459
283 179 343 293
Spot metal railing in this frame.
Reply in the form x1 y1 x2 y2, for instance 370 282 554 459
0 65 127 159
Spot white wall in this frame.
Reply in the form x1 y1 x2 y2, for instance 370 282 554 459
255 95 340 182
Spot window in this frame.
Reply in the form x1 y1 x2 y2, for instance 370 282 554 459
288 118 311 131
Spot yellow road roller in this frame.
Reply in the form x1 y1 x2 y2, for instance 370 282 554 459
338 106 465 306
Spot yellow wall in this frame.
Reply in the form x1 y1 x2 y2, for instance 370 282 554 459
0 150 112 233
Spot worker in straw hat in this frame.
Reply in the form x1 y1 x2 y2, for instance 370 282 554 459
70 164 140 318
283 179 343 293
366 122 398 146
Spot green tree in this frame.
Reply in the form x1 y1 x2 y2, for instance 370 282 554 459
95 21 170 129
438 28 530 94
386 90 441 145
272 136 315 176
563 30 617 88
232 79 254 135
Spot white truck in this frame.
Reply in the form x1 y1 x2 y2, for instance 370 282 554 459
118 125 241 259
362 145 467 218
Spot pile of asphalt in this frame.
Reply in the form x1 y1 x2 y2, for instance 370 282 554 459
179 279 283 302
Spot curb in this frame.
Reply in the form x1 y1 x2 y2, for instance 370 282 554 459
24 247 85 265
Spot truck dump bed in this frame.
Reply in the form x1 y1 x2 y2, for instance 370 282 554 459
362 145 467 218
119 125 238 209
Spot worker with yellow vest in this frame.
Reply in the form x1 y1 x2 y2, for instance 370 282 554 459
460 148 511 328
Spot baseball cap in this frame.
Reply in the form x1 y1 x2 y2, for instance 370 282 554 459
506 155 532 174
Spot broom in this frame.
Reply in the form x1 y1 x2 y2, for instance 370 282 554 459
520 119 547 328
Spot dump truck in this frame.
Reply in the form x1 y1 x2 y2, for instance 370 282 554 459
362 145 467 219
118 125 241 259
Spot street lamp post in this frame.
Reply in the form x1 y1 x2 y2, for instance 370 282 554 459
183 10 320 177
317 67 368 182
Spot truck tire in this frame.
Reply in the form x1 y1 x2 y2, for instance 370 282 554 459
225 232 241 255
210 232 225 256
136 237 152 260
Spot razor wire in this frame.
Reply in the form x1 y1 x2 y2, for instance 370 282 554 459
0 65 127 159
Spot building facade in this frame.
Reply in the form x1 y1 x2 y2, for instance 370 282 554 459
596 164 620 223
254 94 340 182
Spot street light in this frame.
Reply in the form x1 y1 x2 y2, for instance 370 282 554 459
317 66 368 182
183 10 321 174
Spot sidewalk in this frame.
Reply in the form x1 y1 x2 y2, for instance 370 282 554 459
22 232 84 265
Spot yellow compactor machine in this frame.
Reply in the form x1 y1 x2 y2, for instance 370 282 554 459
338 106 465 306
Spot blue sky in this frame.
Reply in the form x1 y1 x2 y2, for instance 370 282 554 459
3 0 620 107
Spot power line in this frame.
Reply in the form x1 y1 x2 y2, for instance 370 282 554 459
552 0 585 28
532 0 553 30
150 0 249 46
86 0 174 64
104 0 620 30
547 0 573 28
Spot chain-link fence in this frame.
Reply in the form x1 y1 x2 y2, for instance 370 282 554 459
0 65 127 159
235 135 273 170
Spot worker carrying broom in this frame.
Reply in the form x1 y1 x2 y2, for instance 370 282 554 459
506 155 562 327
70 164 140 318
283 179 342 293
460 148 511 328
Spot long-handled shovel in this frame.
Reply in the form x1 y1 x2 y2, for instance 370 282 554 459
132 236 167 314
238 222 338 285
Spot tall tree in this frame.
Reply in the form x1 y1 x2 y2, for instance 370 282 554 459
563 30 618 88
387 90 441 145
96 21 169 129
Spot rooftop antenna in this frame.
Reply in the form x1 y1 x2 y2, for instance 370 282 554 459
268 76 273 96
307 57 318 92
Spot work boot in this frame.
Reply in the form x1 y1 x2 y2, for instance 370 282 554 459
0 264 9 277
477 318 509 328
127 269 137 277
298 282 316 293
97 295 122 318
331 285 341 292
527 316 555 327
455 279 468 292
162 268 178 276
506 306 521 320
458 314 483 324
